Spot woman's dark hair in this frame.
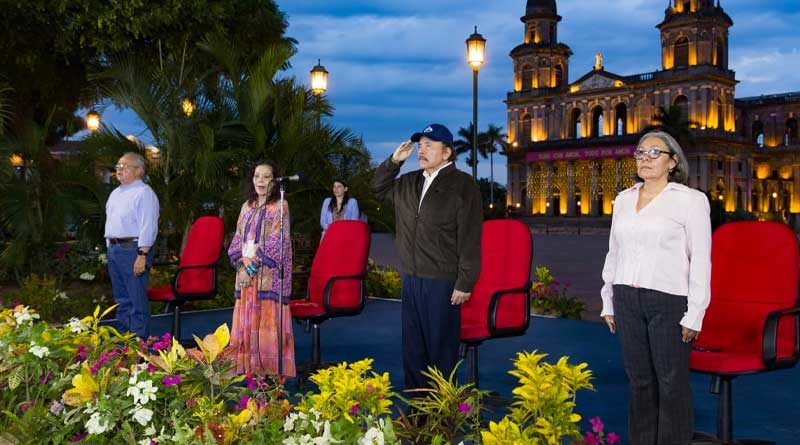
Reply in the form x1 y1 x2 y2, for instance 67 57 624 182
246 159 280 206
328 178 350 213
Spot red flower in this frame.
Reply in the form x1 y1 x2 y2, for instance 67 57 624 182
583 432 600 445
589 416 604 433
607 432 621 444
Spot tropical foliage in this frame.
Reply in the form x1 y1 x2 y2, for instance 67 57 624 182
0 304 610 444
481 351 594 445
530 267 586 320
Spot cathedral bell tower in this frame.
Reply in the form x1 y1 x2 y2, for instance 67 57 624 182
657 0 733 70
510 0 573 93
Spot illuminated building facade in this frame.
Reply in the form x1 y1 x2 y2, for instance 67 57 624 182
506 0 800 221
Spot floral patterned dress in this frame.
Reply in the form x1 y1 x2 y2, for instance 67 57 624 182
226 200 295 377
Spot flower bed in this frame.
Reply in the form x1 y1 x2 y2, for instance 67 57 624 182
0 304 615 444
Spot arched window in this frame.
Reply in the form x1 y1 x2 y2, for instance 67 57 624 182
554 64 564 89
574 187 582 216
520 113 532 143
736 186 743 210
715 38 726 68
674 95 689 123
615 103 627 136
786 118 798 146
674 36 689 68
552 187 561 215
569 109 582 138
752 120 764 147
752 189 760 212
591 106 604 138
521 65 533 91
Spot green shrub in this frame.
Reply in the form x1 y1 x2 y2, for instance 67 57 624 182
531 267 585 320
366 260 402 299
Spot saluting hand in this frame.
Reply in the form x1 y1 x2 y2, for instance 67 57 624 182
391 140 415 163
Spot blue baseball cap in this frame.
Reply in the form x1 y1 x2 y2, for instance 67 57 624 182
410 123 454 147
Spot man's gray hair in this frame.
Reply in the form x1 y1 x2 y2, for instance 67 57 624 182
123 152 146 175
634 130 690 185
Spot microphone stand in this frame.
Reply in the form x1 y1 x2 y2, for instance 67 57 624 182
276 180 287 377
256 179 288 378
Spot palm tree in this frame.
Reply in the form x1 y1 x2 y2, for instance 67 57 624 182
644 105 700 149
453 122 487 170
482 124 509 206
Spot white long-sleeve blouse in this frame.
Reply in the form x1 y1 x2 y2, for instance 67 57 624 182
600 181 712 331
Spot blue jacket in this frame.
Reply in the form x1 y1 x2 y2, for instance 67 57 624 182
320 197 360 231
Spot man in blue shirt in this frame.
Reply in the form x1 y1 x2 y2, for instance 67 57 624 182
105 152 160 338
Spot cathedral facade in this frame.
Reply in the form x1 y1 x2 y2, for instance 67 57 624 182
506 0 800 221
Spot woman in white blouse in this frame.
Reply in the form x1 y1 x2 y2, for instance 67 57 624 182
600 130 711 445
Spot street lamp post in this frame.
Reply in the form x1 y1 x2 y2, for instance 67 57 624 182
466 26 486 180
310 59 329 128
86 110 101 132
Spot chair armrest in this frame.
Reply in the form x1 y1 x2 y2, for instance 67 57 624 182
762 306 800 370
488 282 532 338
171 263 219 301
323 274 366 314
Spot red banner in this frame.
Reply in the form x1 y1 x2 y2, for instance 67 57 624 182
525 145 636 162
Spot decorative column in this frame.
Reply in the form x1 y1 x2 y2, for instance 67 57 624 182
545 162 554 216
590 160 600 216
566 161 576 216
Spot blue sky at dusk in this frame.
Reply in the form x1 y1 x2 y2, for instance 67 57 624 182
104 0 800 185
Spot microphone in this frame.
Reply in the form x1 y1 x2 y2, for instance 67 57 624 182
275 173 302 182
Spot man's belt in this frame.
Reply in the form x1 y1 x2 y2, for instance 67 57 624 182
108 237 138 245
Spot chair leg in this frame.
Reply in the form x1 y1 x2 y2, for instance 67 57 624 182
311 323 321 366
716 376 733 442
172 304 181 340
466 345 479 388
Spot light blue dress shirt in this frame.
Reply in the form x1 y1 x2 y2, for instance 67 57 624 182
320 197 360 231
104 179 160 248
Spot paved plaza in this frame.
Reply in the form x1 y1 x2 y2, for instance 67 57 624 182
369 230 609 321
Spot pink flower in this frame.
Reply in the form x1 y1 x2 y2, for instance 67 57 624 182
76 345 87 361
162 375 182 387
236 395 250 411
589 417 604 434
606 432 621 445
146 363 158 373
186 398 198 408
349 404 360 415
20 401 34 413
458 402 471 414
583 432 600 445
69 432 88 442
245 374 258 390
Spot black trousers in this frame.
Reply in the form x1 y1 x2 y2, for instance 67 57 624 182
613 285 693 445
401 274 460 392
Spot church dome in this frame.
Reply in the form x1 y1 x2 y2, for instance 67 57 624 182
526 0 557 16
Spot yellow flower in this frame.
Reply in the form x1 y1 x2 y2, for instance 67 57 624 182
229 409 252 428
62 363 99 406
191 324 230 364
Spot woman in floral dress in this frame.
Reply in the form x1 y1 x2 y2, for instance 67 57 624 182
226 160 295 377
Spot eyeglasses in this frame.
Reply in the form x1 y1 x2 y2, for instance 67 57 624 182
115 163 139 170
633 148 673 160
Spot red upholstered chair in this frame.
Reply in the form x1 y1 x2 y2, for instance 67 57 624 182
290 220 370 371
147 216 224 338
460 219 533 388
690 221 800 445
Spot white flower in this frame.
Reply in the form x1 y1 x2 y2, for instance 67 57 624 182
144 425 156 436
66 317 87 334
139 439 153 445
86 412 111 435
358 427 385 445
13 306 39 325
98 253 108 265
312 421 341 445
79 272 95 281
284 412 299 431
134 380 158 405
132 407 154 426
55 291 68 300
29 344 50 358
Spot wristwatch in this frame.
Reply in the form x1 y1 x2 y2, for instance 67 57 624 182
137 249 147 257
